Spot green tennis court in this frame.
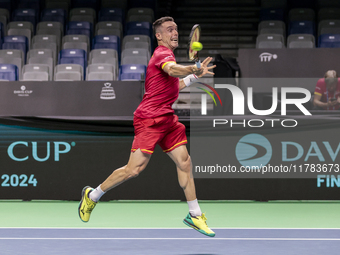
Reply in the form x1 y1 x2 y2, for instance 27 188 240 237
2 200 340 228
2 201 340 254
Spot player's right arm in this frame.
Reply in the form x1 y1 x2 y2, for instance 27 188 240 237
163 57 215 78
162 62 202 77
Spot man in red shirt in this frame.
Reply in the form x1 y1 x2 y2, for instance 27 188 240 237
314 70 340 110
79 17 216 237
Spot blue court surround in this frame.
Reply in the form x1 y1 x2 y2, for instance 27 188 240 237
0 228 339 255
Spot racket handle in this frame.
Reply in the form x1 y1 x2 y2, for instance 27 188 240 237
195 60 201 68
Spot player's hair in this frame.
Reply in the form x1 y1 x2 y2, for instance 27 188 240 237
153 16 174 35
324 70 338 86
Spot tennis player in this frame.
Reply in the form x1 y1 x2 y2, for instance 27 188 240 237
79 16 216 237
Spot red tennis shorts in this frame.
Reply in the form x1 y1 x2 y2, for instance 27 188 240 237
131 114 187 154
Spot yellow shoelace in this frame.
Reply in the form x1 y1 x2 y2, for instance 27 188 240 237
199 213 208 226
85 198 96 212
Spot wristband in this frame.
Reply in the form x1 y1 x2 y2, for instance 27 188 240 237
183 74 199 87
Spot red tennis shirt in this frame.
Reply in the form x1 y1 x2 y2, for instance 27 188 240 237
314 78 340 110
134 45 180 118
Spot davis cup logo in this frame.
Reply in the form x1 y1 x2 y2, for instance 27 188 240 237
14 85 33 97
100 83 116 100
235 134 272 168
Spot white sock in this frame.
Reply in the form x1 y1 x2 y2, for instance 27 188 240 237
89 185 105 202
187 199 202 217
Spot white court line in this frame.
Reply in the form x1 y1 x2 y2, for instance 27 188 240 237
1 227 340 230
0 238 340 241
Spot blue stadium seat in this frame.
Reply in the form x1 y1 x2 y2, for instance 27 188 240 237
41 8 66 26
260 8 285 21
98 8 124 23
318 34 340 48
0 63 18 81
12 8 37 28
66 21 92 39
289 21 315 35
41 8 66 18
2 35 28 60
17 0 40 14
126 21 152 38
58 49 87 79
119 64 146 81
92 35 120 60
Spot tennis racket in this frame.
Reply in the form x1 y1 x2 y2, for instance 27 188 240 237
187 24 201 68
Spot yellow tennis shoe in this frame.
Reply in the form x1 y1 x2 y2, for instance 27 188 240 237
78 186 97 222
183 213 215 237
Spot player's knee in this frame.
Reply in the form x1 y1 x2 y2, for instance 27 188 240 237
124 165 142 178
178 155 191 173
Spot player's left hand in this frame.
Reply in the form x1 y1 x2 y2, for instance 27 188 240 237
196 57 216 78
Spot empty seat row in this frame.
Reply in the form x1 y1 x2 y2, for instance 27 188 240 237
0 62 146 81
0 20 153 50
0 5 154 39
55 63 145 81
0 6 154 28
258 19 340 47
0 32 151 62
53 63 146 81
0 6 155 55
256 33 340 48
0 47 147 81
259 19 340 37
256 34 315 48
260 7 340 22
260 0 340 9
54 64 146 81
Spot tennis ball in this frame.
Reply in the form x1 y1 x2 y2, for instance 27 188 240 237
192 42 203 51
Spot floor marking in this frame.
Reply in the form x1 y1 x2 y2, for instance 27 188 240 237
1 237 340 241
